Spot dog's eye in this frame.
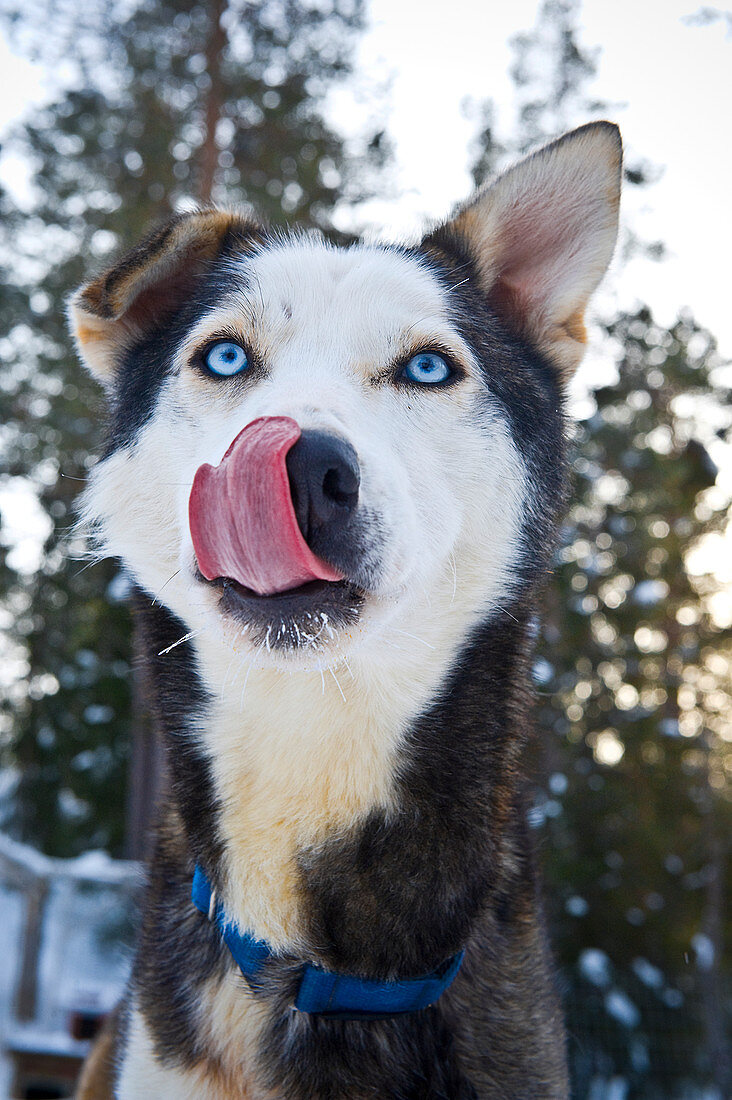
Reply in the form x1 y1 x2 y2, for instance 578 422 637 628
402 352 452 386
204 340 249 377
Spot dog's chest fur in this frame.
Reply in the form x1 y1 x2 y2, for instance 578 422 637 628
194 562 522 951
108 597 566 1100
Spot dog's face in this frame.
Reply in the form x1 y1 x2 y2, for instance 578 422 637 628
70 124 621 669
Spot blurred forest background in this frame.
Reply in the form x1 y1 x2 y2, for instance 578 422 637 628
0 0 729 1097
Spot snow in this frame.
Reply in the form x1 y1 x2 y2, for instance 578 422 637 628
0 832 49 880
0 831 141 885
532 656 554 684
526 804 544 828
106 571 132 602
630 1037 650 1072
4 1024 90 1058
605 990 641 1029
663 987 684 1009
659 718 681 738
548 772 568 795
631 957 663 989
632 579 670 605
588 1079 629 1100
82 704 115 725
565 895 589 917
579 948 612 988
691 932 715 971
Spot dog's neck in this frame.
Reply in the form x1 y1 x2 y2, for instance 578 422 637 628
136 587 532 951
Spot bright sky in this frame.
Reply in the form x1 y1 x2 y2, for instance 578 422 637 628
334 0 732 360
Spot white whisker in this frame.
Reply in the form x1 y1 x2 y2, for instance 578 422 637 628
221 652 240 700
158 629 201 656
393 628 435 651
446 277 470 293
448 553 458 604
152 569 181 607
238 657 255 712
329 667 346 703
73 557 105 577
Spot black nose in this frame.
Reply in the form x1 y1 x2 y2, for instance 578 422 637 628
285 430 360 546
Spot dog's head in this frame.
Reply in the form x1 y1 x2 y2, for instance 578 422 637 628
69 123 620 669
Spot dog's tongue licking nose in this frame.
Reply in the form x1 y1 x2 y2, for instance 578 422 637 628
189 416 343 597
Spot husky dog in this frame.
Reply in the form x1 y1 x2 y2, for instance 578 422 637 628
70 123 621 1099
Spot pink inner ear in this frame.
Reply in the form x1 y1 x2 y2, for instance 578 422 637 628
492 198 586 322
189 416 344 597
456 128 621 363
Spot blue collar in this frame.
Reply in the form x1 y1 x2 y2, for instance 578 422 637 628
192 865 464 1020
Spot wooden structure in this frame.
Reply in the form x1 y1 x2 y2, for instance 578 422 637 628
0 833 139 1098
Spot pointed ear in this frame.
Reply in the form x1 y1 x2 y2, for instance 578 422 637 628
68 209 263 387
425 122 622 381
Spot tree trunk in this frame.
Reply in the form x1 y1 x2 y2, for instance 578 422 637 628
15 879 50 1022
199 0 226 203
125 599 166 860
699 791 729 1096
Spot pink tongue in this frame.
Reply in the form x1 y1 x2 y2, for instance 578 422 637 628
189 416 344 597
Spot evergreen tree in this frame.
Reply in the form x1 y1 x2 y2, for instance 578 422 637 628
0 0 386 856
536 310 731 1097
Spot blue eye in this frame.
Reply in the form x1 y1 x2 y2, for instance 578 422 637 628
403 352 452 386
204 340 249 377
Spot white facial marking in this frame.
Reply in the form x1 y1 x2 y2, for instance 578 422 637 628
83 238 527 671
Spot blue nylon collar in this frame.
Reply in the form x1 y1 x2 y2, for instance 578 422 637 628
192 865 464 1019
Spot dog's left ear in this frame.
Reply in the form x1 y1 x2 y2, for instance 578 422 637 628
424 122 622 381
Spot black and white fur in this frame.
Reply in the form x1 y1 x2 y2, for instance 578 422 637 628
70 123 621 1099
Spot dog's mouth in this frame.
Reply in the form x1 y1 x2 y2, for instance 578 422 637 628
189 416 370 649
206 573 365 650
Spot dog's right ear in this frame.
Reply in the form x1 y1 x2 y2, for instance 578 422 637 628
68 210 263 388
423 122 622 382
